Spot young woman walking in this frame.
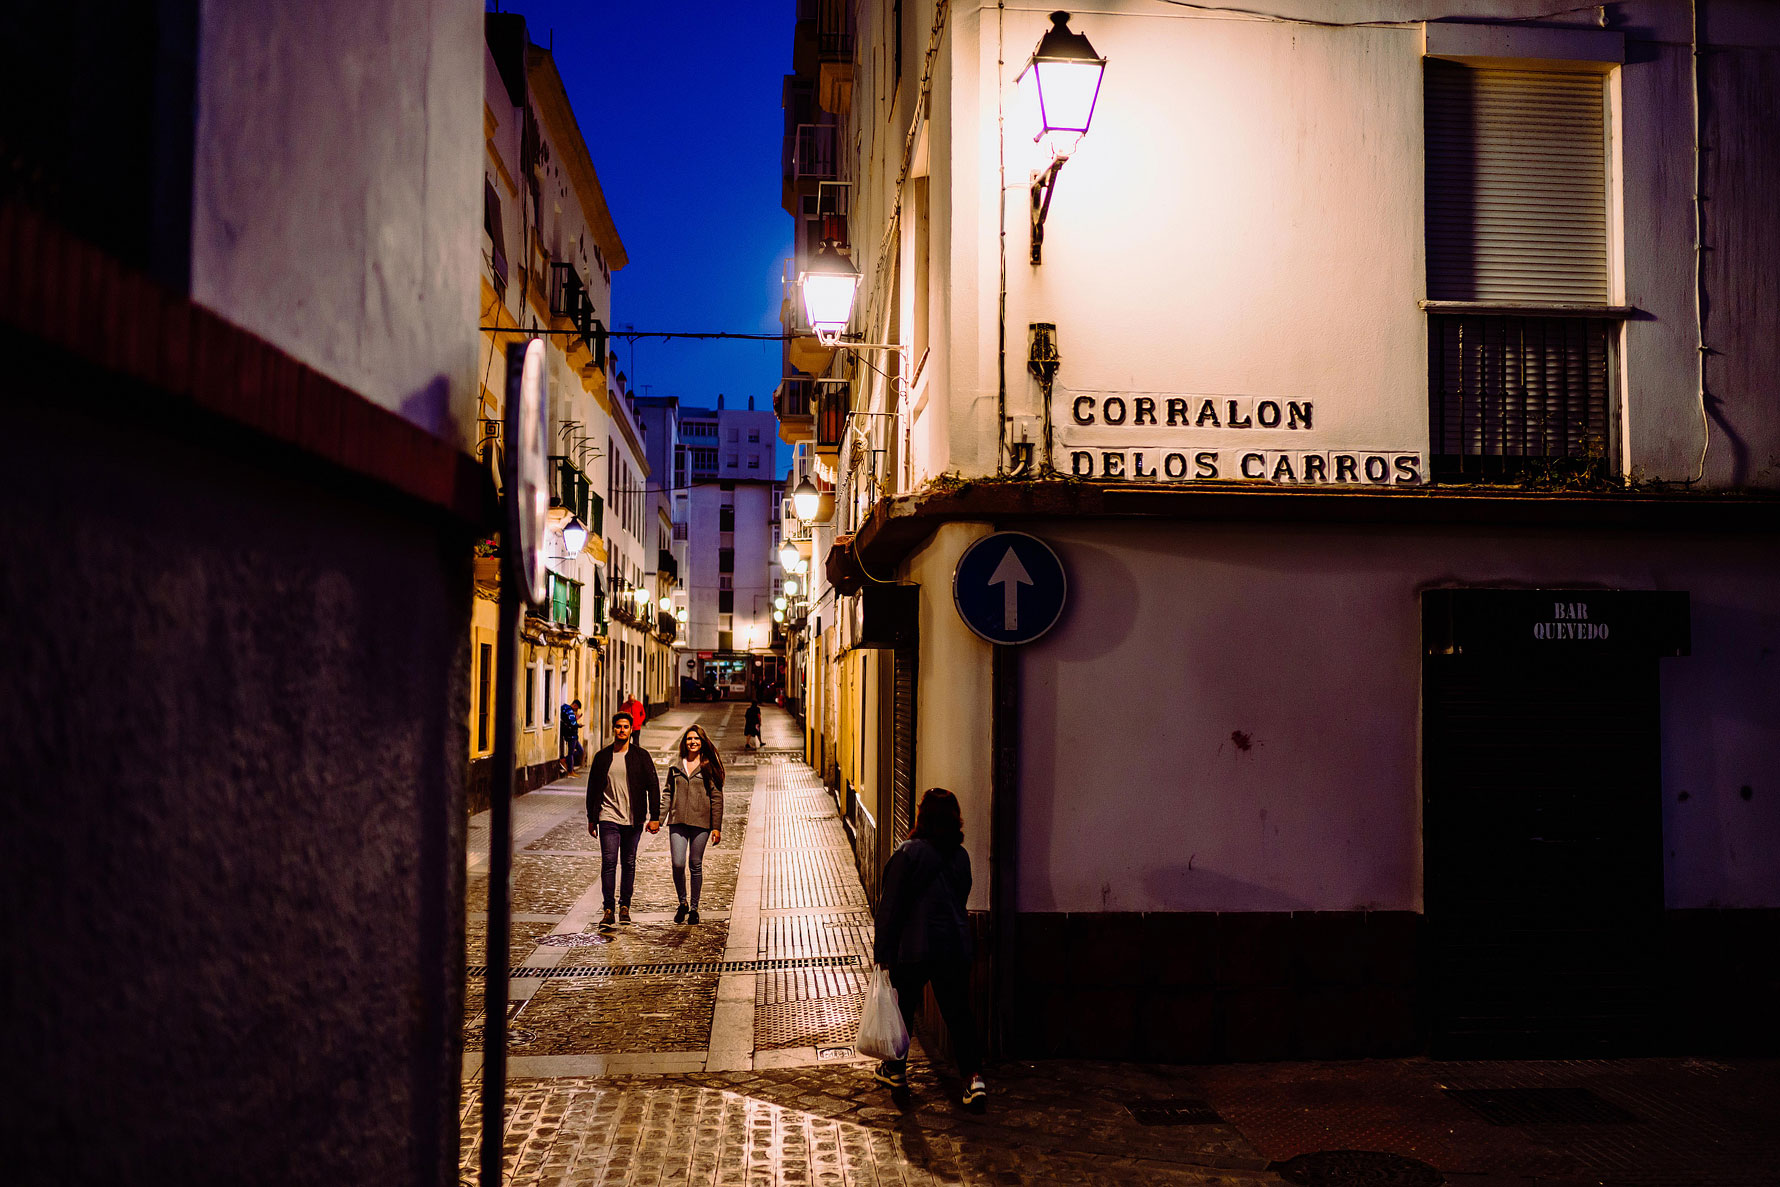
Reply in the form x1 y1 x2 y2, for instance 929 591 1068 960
664 725 724 924
872 787 987 1109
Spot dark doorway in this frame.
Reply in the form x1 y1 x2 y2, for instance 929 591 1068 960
1423 653 1663 1057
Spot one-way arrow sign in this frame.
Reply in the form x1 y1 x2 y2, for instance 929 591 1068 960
952 531 1067 645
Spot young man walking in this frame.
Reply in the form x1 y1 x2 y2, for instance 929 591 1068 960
559 697 584 776
584 712 661 927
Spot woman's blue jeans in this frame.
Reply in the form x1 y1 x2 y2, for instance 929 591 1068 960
668 824 711 909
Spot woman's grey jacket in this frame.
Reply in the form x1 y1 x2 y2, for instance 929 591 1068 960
873 838 972 966
665 761 724 831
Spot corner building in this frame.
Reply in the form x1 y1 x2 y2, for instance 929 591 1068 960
779 1 1780 1062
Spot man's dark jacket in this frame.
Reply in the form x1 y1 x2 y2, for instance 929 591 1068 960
584 743 661 826
874 838 972 966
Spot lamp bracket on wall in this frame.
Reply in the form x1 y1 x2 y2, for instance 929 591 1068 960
1030 158 1066 266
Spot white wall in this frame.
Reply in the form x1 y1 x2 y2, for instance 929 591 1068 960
1016 518 1780 915
190 0 482 449
911 1 1780 489
906 521 996 911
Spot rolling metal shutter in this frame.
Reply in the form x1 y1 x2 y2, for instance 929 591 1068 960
1425 61 1609 303
890 642 916 844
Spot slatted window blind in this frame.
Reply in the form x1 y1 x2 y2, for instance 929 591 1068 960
1425 61 1609 303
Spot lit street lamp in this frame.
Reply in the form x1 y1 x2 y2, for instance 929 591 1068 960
1020 11 1106 263
778 542 800 570
799 239 862 344
792 478 821 522
560 516 588 555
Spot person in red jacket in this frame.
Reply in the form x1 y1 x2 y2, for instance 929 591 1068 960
620 690 646 740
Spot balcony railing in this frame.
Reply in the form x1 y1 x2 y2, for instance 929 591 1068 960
816 0 854 60
1428 313 1614 483
815 384 850 450
776 376 814 420
551 456 589 522
548 262 604 353
792 123 838 182
658 549 678 581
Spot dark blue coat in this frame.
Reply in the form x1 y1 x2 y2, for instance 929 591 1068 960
874 838 972 966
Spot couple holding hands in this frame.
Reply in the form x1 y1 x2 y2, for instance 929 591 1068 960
583 713 722 927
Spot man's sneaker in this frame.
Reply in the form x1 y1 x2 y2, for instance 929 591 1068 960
872 1061 908 1090
675 904 689 924
618 905 632 925
599 908 615 928
961 1074 987 1109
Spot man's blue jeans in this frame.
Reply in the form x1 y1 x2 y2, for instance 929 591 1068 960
598 822 643 909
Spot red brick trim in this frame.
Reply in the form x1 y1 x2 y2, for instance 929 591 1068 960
0 201 488 524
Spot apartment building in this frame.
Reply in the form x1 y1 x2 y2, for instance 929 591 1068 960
779 0 1780 1062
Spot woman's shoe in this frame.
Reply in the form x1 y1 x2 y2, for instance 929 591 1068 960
675 904 689 924
687 908 701 924
873 1061 908 1090
961 1074 987 1109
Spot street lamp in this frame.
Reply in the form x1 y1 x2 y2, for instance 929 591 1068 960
631 587 650 607
774 596 787 611
560 516 588 555
792 478 822 522
799 238 862 344
784 577 798 597
778 542 800 570
658 595 672 611
1020 11 1106 264
773 609 784 623
675 608 688 623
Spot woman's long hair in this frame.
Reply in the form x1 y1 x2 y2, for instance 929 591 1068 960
912 787 963 848
678 725 723 781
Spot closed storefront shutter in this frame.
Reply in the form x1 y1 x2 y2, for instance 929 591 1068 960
1425 61 1609 303
890 642 916 845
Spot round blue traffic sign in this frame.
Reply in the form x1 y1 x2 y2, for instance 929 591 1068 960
952 531 1068 645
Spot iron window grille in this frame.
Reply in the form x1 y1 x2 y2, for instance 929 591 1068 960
1428 313 1615 483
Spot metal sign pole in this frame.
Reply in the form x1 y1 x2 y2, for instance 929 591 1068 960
480 342 533 1187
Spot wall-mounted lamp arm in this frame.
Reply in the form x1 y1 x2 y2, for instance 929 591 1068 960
1030 157 1066 266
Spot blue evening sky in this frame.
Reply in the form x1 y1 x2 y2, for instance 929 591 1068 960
498 1 796 475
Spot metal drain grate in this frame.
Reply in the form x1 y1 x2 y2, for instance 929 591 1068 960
466 954 862 979
754 993 866 1048
1443 1085 1639 1126
1125 1099 1224 1126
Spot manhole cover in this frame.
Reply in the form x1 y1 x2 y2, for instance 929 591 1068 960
1125 1099 1223 1126
1444 1085 1638 1126
817 1046 854 1060
1274 1150 1443 1187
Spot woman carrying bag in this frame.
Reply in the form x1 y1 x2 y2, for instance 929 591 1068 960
664 725 723 924
870 787 987 1109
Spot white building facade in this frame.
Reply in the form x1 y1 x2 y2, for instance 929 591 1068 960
681 398 787 698
782 0 1780 1061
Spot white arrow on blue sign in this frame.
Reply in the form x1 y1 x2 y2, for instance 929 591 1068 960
952 531 1067 645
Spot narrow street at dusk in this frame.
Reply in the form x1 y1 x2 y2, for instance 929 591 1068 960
457 708 1780 1187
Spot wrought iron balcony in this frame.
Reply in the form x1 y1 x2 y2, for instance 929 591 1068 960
814 384 850 452
657 549 678 581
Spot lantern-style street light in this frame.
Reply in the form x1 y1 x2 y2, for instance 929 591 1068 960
1021 11 1106 264
792 478 822 522
778 542 800 570
560 516 588 555
799 239 861 345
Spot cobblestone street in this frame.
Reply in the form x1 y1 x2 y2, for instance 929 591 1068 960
462 706 1780 1187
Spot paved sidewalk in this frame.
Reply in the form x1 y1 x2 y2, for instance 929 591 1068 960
460 705 1780 1186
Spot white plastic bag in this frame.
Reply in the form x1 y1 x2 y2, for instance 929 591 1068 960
855 966 909 1061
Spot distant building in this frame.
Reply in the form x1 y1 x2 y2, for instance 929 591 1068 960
679 396 785 697
634 394 693 707
475 14 631 793
780 0 1780 1064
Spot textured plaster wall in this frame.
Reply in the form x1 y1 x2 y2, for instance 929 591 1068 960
1016 517 1780 915
907 522 995 911
934 1 1780 488
0 396 470 1184
190 0 483 450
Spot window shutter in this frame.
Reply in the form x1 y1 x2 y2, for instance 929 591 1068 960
1425 61 1608 303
